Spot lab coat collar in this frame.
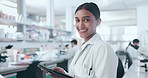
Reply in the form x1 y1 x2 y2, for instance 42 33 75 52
82 34 101 45
73 34 101 65
81 34 101 51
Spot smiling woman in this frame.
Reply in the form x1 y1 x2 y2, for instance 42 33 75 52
49 2 118 78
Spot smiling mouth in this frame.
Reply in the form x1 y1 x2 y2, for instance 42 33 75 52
79 29 87 33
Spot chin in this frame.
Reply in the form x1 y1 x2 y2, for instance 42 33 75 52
80 35 86 39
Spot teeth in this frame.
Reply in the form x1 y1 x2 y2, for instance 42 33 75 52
79 29 86 32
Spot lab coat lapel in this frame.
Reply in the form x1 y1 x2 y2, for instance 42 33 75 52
74 43 90 64
73 34 99 64
69 43 91 76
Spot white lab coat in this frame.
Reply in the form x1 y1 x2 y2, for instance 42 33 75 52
0 75 4 78
61 45 79 68
127 45 140 60
67 45 79 67
69 34 118 78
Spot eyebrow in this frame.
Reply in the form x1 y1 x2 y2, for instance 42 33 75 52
75 16 91 19
83 16 91 19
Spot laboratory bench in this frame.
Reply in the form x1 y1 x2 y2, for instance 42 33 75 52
0 58 65 78
2 57 148 78
0 63 28 76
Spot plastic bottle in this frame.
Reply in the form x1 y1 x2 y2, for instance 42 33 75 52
16 52 21 62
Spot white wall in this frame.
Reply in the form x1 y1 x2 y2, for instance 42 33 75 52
137 5 148 47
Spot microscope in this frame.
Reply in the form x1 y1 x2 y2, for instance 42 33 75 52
0 51 8 62
0 45 13 63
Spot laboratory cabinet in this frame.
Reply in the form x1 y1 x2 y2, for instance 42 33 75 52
0 1 72 42
0 17 71 42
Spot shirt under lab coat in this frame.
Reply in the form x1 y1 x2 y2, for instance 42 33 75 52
69 34 118 78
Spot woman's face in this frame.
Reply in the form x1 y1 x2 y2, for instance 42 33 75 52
75 9 101 41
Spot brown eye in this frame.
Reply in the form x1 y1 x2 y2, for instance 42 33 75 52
75 19 80 23
83 16 91 22
84 18 90 22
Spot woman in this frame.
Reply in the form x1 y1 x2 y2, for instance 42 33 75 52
51 2 118 78
126 39 140 60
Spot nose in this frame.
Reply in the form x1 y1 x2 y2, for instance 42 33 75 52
76 21 84 29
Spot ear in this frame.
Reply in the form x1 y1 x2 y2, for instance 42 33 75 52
96 18 101 26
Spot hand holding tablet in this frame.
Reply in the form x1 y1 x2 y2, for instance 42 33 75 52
38 64 73 78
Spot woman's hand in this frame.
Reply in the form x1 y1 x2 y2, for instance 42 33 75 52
49 67 65 78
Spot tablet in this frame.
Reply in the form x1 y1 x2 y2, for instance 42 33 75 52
38 64 73 78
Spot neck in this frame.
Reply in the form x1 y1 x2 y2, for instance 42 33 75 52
84 33 96 43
